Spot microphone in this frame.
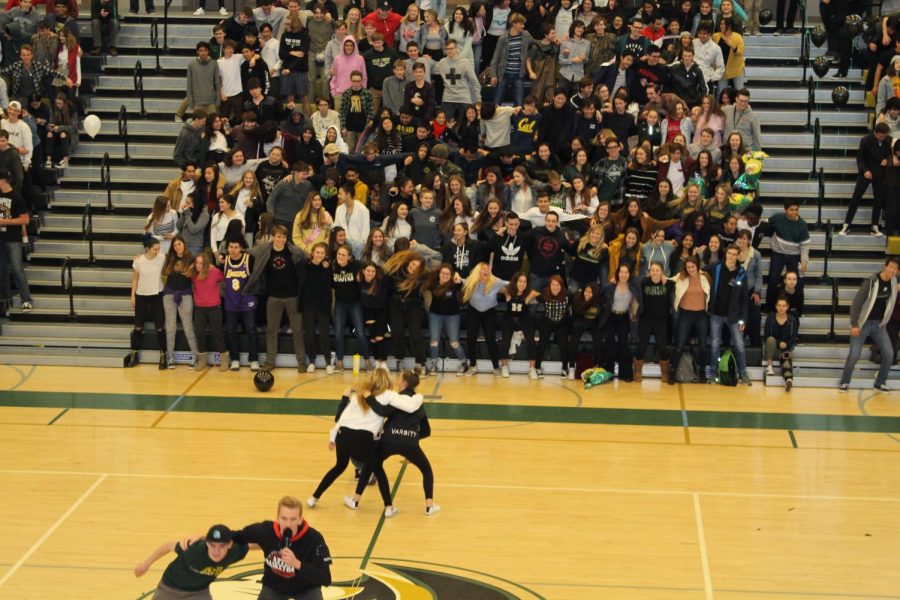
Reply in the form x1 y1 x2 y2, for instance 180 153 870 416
282 528 293 549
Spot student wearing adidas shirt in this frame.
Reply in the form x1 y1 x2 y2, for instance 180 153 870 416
839 257 900 393
489 212 525 280
346 368 438 516
706 244 751 385
238 497 332 598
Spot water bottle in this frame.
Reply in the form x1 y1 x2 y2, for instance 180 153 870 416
352 354 361 375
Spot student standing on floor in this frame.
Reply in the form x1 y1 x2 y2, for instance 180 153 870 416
839 257 900 393
461 262 507 377
299 242 333 374
423 263 467 375
247 225 308 371
384 250 429 371
332 245 369 370
669 256 712 384
129 237 167 369
634 262 674 383
534 275 571 379
161 236 200 369
190 252 227 371
499 271 540 378
706 244 751 385
360 261 391 370
346 368 440 516
222 238 260 371
567 282 607 380
603 263 642 382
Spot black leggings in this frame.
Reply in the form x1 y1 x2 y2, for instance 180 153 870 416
535 316 569 369
133 293 165 350
193 305 226 353
312 427 386 499
466 306 499 368
390 299 426 364
499 314 535 361
635 315 670 361
355 440 435 506
303 301 332 363
604 313 634 379
364 306 389 360
567 319 604 368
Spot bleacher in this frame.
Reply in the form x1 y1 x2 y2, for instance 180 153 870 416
0 12 892 387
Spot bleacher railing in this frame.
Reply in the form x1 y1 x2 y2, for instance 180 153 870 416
150 18 162 72
60 257 75 321
134 60 147 117
805 77 815 129
101 152 113 213
118 105 130 164
82 204 95 265
810 117 821 175
821 218 833 283
814 167 825 230
800 23 810 83
162 0 175 52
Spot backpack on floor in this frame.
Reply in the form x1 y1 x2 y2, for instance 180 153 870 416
675 353 699 384
574 352 594 379
717 349 738 386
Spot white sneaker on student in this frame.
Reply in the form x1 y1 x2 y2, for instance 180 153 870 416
567 367 575 380
229 360 240 371
466 365 477 376
501 364 509 377
326 365 334 374
192 7 204 14
425 504 441 516
837 224 849 235
250 361 260 371
343 496 358 510
384 506 400 518
219 6 228 14
307 363 316 373
871 225 885 237
766 364 775 376
528 367 538 380
306 496 317 508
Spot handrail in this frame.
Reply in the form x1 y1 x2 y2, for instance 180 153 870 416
800 25 810 83
82 204 95 264
118 105 130 164
149 18 161 72
814 167 825 230
60 256 76 321
821 217 833 283
827 278 838 343
806 77 814 129
162 0 174 53
134 60 146 117
810 117 821 174
101 152 113 213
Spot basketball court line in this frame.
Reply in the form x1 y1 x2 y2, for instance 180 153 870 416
150 367 211 428
0 468 897 503
0 474 107 588
788 430 799 447
678 383 692 444
693 493 714 600
358 461 408 571
47 407 69 425
8 365 35 391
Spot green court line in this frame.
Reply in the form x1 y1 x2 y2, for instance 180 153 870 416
2 390 900 434
359 461 408 571
788 430 799 448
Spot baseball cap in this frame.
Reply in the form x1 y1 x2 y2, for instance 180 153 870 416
324 143 341 155
8 101 21 111
206 524 233 543
377 0 390 10
431 143 449 159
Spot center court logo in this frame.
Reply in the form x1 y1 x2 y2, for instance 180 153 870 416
139 558 544 599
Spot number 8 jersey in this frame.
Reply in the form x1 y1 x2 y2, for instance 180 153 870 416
224 253 256 312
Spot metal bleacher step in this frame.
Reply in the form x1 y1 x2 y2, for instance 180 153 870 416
41 213 148 233
52 189 158 210
25 265 133 289
0 345 128 367
31 239 143 261
55 164 179 181
71 142 174 160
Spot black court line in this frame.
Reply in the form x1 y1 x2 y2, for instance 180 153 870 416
47 408 69 425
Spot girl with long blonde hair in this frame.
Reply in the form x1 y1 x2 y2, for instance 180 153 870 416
460 262 507 376
292 191 333 253
383 250 429 370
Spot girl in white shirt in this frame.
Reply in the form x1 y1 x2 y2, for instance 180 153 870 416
209 194 246 260
382 202 413 249
145 195 179 255
334 183 370 258
129 237 167 369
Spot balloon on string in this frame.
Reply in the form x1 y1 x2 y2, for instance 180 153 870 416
83 115 102 139
811 26 827 47
831 86 850 107
758 8 773 25
812 55 831 78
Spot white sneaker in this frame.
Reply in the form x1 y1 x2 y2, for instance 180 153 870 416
501 364 509 378
425 504 441 516
306 496 317 508
528 367 538 380
837 224 849 236
306 363 316 373
174 114 183 123
325 365 334 374
766 364 775 376
466 365 477 376
55 158 68 168
219 6 228 14
229 360 240 371
384 506 400 518
20 301 32 312
567 367 575 380
785 378 793 391
250 361 260 371
343 496 358 510
192 7 204 14
871 225 885 237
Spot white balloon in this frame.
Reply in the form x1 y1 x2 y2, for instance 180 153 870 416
83 114 102 139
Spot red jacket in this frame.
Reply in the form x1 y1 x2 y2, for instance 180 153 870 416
361 11 402 48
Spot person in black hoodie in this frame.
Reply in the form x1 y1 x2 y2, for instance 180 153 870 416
332 245 369 370
279 13 312 114
384 250 429 371
289 125 324 173
299 242 333 373
538 88 577 162
838 123 891 236
523 211 576 292
359 261 391 370
441 222 485 278
346 368 439 516
255 146 291 201
634 261 674 383
498 271 540 376
567 282 608 379
489 212 526 280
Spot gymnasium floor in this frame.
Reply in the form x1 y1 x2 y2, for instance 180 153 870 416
0 365 898 600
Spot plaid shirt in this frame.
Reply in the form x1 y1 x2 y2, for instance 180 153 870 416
0 60 54 99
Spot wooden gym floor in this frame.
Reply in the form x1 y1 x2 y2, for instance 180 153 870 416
0 364 898 599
